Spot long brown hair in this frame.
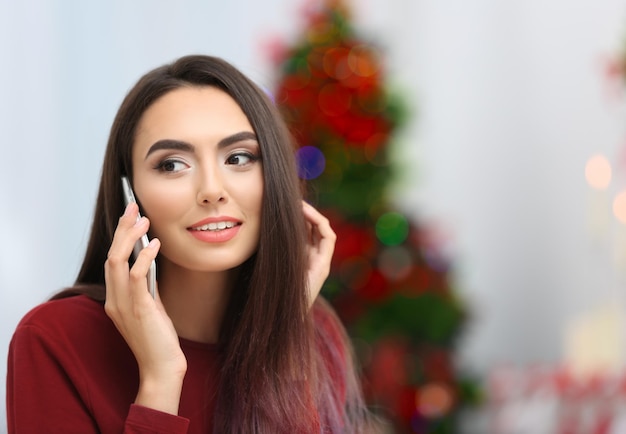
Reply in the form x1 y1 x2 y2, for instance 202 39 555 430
53 55 368 433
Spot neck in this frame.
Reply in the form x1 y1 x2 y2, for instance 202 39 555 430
157 260 236 344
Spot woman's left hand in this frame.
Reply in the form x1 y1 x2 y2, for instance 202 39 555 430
303 201 336 307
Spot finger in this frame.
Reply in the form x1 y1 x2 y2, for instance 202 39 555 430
302 200 322 222
302 201 336 253
107 203 146 260
105 203 151 300
302 201 334 235
128 238 160 299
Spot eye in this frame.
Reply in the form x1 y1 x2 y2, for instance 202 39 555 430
226 152 259 167
155 159 188 173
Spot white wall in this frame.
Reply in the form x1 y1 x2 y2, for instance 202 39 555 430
2 0 626 431
394 0 626 371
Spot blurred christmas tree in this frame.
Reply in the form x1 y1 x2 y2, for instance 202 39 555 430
272 1 480 432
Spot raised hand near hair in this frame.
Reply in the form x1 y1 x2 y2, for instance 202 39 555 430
303 201 337 307
104 202 187 415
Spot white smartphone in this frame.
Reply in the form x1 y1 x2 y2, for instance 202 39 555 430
121 176 157 298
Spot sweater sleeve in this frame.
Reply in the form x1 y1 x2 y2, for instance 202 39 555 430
125 405 190 434
7 305 190 434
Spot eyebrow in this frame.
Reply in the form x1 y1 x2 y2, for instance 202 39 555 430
144 131 258 160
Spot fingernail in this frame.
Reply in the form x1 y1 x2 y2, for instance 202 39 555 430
148 238 159 249
124 202 134 216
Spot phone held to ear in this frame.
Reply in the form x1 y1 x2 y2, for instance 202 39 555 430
121 176 157 298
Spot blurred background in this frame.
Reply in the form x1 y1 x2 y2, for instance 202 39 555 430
3 0 626 432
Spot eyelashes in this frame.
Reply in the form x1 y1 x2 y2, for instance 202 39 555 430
153 151 261 174
154 159 188 173
225 151 260 166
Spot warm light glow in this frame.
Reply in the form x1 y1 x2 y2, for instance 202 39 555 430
323 47 352 80
613 191 626 224
348 45 380 77
585 155 612 190
416 383 454 418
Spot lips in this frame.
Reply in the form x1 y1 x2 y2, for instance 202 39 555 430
187 217 242 243
190 221 237 231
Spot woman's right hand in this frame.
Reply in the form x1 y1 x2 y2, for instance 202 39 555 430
104 202 187 415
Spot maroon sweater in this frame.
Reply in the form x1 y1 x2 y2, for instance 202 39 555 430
7 295 346 433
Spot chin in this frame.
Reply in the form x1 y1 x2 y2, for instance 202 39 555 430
166 252 255 274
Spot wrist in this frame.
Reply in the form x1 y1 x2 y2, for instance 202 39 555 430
135 368 186 415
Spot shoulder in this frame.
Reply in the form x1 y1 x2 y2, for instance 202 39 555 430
12 294 120 350
18 294 106 330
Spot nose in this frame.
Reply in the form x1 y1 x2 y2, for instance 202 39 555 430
196 166 227 205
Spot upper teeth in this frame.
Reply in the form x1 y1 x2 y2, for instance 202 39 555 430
193 221 236 231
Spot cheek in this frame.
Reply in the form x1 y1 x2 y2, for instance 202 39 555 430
139 189 187 232
234 178 263 215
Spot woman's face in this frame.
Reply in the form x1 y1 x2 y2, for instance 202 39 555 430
131 86 263 274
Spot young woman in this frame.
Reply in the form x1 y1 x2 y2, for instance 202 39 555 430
7 55 368 433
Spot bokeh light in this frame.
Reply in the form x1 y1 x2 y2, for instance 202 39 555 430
323 47 352 80
348 45 380 77
585 154 612 190
376 212 410 246
613 190 626 224
416 382 454 418
379 246 413 281
296 146 326 180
